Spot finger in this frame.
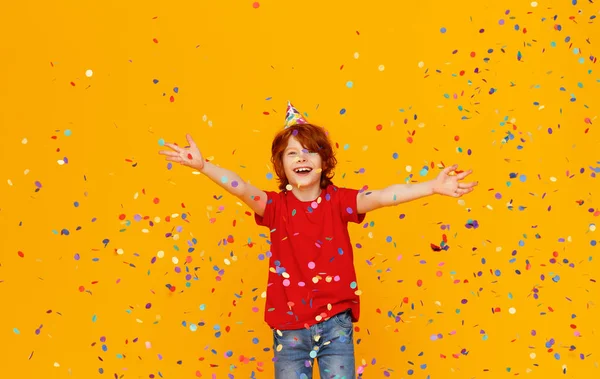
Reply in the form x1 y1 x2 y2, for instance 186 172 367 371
158 150 180 157
456 169 473 180
458 181 478 189
186 134 197 148
164 142 182 153
442 164 459 176
455 187 475 196
165 156 184 163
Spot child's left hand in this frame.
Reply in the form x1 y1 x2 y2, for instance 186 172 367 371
432 164 478 197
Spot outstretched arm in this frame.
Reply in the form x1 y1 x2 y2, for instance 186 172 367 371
356 164 478 214
159 134 268 217
200 162 268 217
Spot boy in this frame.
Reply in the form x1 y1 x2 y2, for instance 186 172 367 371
159 102 478 378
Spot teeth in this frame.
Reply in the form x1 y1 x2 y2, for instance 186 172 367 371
295 168 312 173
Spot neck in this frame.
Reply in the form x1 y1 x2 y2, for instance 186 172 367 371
290 184 322 202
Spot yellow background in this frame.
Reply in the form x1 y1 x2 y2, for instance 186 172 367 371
1 0 598 378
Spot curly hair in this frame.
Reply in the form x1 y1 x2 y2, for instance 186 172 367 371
270 123 337 191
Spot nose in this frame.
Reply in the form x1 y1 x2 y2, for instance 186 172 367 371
296 152 308 162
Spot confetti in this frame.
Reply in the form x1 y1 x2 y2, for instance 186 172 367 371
2 3 597 379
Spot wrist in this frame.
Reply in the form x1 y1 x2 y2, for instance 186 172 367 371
428 180 438 195
196 160 209 173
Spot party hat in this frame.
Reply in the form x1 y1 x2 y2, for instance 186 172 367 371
284 101 308 129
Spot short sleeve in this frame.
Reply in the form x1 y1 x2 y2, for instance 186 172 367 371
254 191 280 229
338 187 366 224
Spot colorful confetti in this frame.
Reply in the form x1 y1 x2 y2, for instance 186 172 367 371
2 1 598 378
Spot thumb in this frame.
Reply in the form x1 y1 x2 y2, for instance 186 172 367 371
186 133 196 148
442 164 458 175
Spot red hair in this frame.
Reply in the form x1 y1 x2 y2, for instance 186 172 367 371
271 123 337 191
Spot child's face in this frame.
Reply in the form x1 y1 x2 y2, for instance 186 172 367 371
282 135 323 189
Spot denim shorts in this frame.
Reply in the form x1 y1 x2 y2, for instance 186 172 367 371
272 309 355 379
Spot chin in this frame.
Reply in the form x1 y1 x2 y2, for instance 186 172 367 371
297 181 320 188
287 172 321 188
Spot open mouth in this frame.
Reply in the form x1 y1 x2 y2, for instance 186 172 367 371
293 167 313 176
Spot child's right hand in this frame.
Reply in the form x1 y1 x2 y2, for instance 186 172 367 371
159 134 205 171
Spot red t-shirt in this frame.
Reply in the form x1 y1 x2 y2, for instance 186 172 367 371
254 184 366 330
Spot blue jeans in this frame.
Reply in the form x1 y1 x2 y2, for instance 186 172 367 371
272 309 355 379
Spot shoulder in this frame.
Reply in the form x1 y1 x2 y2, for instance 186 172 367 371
324 184 360 205
264 190 286 204
325 184 358 195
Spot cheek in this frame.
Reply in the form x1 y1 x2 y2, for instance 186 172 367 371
316 158 324 170
285 157 301 169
